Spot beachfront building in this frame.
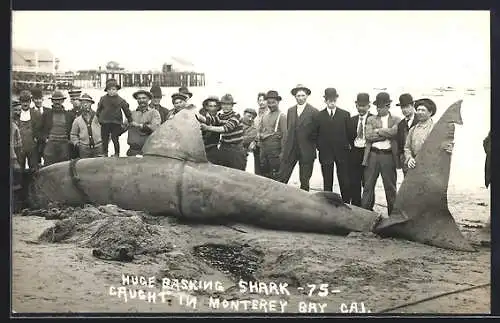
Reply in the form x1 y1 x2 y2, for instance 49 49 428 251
73 57 206 89
12 47 60 93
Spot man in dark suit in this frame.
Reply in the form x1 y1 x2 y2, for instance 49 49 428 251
278 84 319 191
15 90 43 171
396 93 417 177
316 88 352 202
348 93 374 207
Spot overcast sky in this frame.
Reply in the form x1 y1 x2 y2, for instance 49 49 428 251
12 10 490 89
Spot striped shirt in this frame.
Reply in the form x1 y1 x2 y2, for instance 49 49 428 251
206 110 243 145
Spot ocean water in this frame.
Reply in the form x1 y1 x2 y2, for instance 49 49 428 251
39 83 490 194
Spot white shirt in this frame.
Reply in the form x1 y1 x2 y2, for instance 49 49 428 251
407 113 415 128
328 107 337 118
296 103 306 117
20 110 31 122
354 113 368 148
372 114 392 150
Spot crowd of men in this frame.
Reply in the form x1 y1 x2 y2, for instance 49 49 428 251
12 79 481 217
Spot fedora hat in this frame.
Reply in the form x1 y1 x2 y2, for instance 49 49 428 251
264 90 282 101
323 88 339 100
396 93 414 107
291 84 311 96
150 85 163 98
79 93 95 104
19 90 32 102
202 95 220 107
179 86 193 98
105 78 121 91
30 87 43 99
171 92 188 102
133 90 153 100
50 90 67 100
220 94 236 105
414 98 437 117
373 92 392 106
355 93 370 105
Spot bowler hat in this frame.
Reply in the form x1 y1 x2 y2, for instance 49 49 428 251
171 92 188 102
291 84 311 96
179 86 193 98
19 90 32 102
396 93 414 107
68 89 82 99
323 88 339 100
150 85 163 98
31 88 43 99
220 94 236 105
264 90 282 101
373 92 392 106
133 90 153 100
105 78 121 91
244 108 258 118
50 90 67 100
79 93 95 104
355 93 370 105
202 96 220 108
414 98 437 117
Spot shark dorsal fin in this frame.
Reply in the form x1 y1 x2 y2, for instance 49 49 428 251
142 109 208 163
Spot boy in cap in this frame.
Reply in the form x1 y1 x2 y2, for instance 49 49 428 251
241 108 258 170
96 79 134 157
150 85 169 124
361 92 401 216
125 90 161 156
199 96 221 164
198 94 246 170
40 90 76 165
70 94 104 158
16 90 43 170
166 92 188 120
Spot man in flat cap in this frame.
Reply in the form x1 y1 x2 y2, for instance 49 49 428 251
150 85 169 124
315 88 352 202
404 98 452 170
125 90 161 156
278 84 319 191
258 90 287 180
396 93 418 177
68 89 83 116
70 94 104 158
15 90 43 171
349 93 374 207
40 90 76 165
361 92 401 216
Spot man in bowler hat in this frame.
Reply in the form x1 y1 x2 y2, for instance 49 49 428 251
150 85 169 124
396 93 417 177
361 92 401 215
315 88 352 201
349 93 374 207
278 84 319 191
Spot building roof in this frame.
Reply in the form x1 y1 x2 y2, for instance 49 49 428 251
12 48 56 65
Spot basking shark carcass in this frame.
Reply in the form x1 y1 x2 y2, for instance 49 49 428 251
27 109 381 235
374 100 474 251
26 101 473 251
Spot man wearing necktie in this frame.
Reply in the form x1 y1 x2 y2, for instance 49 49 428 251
348 93 374 207
315 88 352 201
396 93 417 177
278 84 319 191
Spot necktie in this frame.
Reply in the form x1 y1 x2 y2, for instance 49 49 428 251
330 110 334 119
357 116 364 139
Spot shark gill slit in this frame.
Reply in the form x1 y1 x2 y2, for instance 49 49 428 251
175 160 187 218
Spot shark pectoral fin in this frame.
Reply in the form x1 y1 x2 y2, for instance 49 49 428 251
375 208 475 252
142 109 208 163
313 192 351 209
